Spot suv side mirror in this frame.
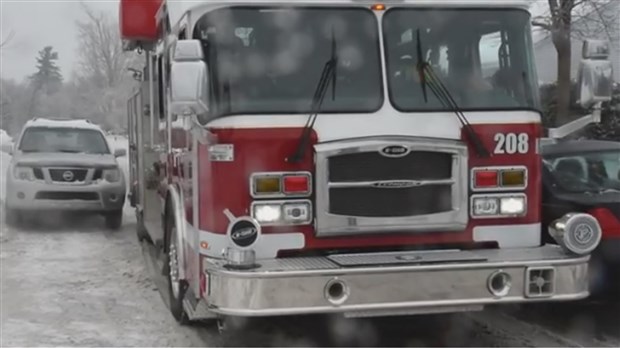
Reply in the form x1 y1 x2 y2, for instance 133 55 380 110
1 143 13 155
114 148 127 157
577 39 614 109
170 40 210 123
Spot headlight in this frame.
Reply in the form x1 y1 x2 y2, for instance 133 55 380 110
472 194 526 218
500 196 526 215
102 168 121 182
13 166 34 181
251 200 312 225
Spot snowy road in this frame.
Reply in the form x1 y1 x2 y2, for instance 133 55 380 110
1 138 619 346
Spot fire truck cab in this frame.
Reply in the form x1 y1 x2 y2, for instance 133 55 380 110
121 0 614 324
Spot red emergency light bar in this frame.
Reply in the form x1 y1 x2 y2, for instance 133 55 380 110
119 0 163 42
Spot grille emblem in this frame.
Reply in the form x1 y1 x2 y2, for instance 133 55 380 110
372 180 420 189
62 171 74 181
380 145 410 158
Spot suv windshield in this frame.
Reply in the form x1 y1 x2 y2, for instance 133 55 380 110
19 127 110 154
543 151 620 193
193 7 383 116
383 8 540 111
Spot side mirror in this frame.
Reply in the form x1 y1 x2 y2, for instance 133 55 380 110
114 148 127 157
577 39 614 109
170 40 210 122
1 143 13 155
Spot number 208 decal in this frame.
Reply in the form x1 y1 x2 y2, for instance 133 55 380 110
493 133 530 154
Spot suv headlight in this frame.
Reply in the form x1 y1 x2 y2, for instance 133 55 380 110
103 168 121 182
13 166 35 181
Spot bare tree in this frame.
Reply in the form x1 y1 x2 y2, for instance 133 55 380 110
74 3 142 130
532 0 618 125
0 30 15 49
76 3 129 88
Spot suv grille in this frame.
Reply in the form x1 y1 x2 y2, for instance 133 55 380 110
49 168 88 182
315 138 468 237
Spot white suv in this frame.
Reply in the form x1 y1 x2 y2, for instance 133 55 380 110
2 118 127 229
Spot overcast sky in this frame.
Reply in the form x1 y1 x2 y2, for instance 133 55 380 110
0 0 547 83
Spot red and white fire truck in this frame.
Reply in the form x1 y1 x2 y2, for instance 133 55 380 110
120 0 614 324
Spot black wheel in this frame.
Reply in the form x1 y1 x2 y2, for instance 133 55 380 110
163 209 191 325
136 212 153 243
5 207 23 228
104 210 123 230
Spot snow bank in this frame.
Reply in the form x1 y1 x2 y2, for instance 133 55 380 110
0 152 10 204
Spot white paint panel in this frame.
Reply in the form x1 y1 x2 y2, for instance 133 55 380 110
473 223 541 248
206 111 541 142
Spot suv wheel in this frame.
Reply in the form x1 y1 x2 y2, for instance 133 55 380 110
5 207 23 228
105 210 123 230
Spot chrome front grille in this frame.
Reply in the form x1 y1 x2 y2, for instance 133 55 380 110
314 137 468 237
49 168 89 182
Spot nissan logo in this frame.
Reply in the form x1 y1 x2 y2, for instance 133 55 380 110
62 171 74 181
372 180 419 189
380 145 410 158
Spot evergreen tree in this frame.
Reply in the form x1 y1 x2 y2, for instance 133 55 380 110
29 46 63 95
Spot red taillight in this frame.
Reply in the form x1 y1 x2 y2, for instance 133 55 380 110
589 207 620 238
283 175 310 194
474 170 498 188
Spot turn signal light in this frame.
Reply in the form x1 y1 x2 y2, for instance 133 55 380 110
501 169 526 187
283 175 310 194
472 167 528 191
371 3 386 11
251 172 312 197
254 176 280 194
474 170 499 188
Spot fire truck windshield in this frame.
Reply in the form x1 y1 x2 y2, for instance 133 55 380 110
383 8 540 112
194 7 383 116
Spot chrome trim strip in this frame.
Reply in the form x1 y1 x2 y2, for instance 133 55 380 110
314 136 468 236
328 179 455 189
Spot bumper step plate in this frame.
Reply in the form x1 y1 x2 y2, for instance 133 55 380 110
327 249 487 267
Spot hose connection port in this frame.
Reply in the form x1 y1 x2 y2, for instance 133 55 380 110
324 278 350 306
487 270 512 298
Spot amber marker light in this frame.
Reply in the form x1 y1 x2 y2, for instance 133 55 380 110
500 169 527 187
371 3 386 11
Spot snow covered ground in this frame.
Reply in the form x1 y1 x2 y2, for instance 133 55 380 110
1 136 619 347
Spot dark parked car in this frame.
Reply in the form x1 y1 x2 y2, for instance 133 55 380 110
541 139 620 296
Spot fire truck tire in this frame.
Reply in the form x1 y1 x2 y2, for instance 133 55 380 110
104 210 123 230
164 208 191 325
136 213 153 243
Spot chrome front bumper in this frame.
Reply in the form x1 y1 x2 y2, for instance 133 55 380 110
203 245 590 317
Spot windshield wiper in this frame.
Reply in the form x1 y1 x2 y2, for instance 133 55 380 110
415 29 490 158
287 27 338 163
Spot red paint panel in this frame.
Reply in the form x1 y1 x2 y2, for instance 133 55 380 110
466 123 543 227
198 128 316 233
119 0 163 42
197 123 543 252
589 207 620 239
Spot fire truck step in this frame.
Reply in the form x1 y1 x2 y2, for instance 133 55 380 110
327 250 487 267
